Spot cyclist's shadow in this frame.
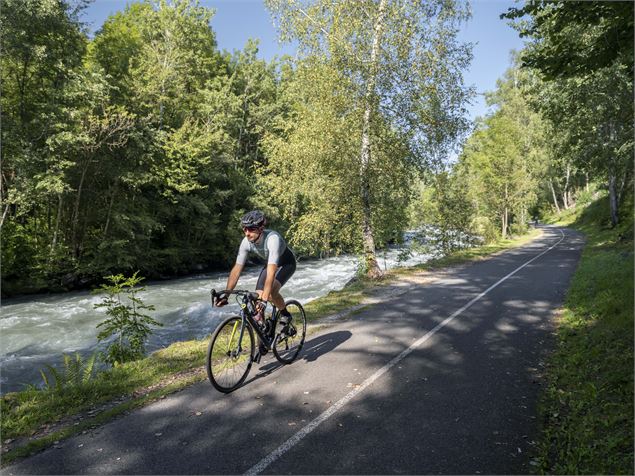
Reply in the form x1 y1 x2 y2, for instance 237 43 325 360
300 330 352 363
252 330 353 380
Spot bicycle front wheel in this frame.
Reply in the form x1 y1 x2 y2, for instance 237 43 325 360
273 300 306 364
207 316 254 393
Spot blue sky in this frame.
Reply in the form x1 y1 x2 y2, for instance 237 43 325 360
82 0 526 121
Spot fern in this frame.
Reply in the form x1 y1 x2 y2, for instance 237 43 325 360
41 364 63 391
39 352 99 392
39 369 51 390
82 352 97 383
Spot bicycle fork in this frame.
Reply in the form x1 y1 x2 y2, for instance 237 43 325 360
228 319 247 358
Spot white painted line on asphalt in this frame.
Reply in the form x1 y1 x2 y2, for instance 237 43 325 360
244 228 566 476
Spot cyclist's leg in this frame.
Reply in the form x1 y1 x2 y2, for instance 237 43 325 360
255 266 267 299
272 260 296 323
253 266 271 359
255 263 295 310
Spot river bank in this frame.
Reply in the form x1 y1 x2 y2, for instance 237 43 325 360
0 230 541 465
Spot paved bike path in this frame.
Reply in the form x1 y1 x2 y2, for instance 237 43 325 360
3 226 584 475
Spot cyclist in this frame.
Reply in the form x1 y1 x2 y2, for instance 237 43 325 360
215 210 296 350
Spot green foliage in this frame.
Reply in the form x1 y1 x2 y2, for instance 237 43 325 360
503 1 633 80
0 0 278 295
470 216 498 245
504 1 634 227
261 0 472 264
93 272 161 365
39 352 99 392
455 61 545 239
263 0 472 275
419 171 478 254
259 61 414 256
535 196 634 474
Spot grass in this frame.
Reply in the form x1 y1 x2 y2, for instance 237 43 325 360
0 226 541 465
534 194 634 474
0 341 208 463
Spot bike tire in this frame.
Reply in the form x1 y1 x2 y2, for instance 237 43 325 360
207 316 254 393
272 300 306 365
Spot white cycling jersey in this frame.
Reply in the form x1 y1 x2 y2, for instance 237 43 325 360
236 229 288 266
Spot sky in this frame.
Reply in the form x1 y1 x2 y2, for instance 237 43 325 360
81 0 526 121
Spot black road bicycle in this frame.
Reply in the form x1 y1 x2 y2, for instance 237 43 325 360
207 289 306 393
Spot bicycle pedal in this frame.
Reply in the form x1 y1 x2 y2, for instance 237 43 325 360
253 351 262 364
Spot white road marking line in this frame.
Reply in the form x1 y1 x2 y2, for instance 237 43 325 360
244 228 566 475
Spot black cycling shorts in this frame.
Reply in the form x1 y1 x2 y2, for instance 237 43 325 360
256 247 296 291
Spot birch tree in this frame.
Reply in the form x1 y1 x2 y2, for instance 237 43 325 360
265 0 472 276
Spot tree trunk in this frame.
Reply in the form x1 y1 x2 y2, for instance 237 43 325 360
617 172 628 206
520 207 526 228
50 193 63 260
562 164 571 209
502 185 509 238
358 0 387 279
0 170 9 229
0 204 9 229
549 180 561 214
103 182 117 239
501 207 508 239
71 159 90 258
608 170 619 227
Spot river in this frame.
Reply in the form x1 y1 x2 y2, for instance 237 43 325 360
1 243 434 394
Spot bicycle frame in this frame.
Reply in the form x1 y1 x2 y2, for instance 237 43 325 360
241 302 278 349
212 289 278 352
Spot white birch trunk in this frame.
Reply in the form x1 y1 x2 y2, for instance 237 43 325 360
359 0 387 279
549 180 561 214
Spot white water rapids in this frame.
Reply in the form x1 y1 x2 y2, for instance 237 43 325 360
1 244 434 393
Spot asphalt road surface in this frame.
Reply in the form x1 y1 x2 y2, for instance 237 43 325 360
3 226 584 475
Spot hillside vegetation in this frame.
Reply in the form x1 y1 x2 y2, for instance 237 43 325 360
536 195 634 474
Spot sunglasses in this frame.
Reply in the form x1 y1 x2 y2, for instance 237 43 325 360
242 226 260 232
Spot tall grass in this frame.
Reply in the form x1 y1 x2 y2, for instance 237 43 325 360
536 195 634 474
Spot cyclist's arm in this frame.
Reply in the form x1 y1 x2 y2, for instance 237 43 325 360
226 238 250 291
225 263 243 292
260 263 278 302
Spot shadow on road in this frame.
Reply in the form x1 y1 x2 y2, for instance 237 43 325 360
245 330 353 386
301 330 352 363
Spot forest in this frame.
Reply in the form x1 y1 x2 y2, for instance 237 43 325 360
1 0 633 297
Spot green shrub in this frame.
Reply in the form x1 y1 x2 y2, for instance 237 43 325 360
93 272 162 365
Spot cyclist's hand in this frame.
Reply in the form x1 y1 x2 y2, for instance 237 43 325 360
256 300 267 312
215 293 229 307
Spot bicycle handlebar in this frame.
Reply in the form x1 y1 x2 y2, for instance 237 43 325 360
210 289 260 306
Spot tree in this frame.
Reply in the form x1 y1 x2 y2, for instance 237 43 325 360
260 60 413 257
456 62 546 239
503 0 634 226
425 171 477 254
265 0 472 276
503 1 633 80
1 0 279 295
1 0 88 291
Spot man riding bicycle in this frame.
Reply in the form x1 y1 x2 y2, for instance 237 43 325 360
215 210 296 354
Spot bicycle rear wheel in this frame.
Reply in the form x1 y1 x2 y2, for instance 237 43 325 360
273 300 306 364
207 316 254 393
